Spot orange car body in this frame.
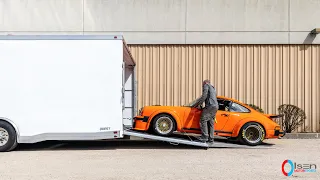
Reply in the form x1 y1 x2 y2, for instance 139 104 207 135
133 96 285 140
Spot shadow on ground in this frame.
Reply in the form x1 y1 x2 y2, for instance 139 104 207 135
14 135 276 152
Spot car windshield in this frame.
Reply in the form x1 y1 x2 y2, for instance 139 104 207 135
183 97 200 107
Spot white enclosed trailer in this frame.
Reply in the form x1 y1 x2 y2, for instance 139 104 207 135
0 35 138 151
0 35 254 152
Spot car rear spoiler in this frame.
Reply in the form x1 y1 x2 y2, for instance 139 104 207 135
264 114 284 119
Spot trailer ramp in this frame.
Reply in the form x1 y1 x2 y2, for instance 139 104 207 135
123 130 263 149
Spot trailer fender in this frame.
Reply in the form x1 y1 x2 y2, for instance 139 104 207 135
0 117 20 143
146 110 182 131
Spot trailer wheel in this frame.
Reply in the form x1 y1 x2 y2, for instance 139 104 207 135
0 121 17 152
239 122 265 146
152 114 176 136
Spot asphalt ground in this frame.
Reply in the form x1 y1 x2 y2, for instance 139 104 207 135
0 138 319 180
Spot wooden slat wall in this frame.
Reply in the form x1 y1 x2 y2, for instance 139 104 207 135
128 45 320 133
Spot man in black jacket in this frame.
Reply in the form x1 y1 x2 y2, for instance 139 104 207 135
196 79 218 143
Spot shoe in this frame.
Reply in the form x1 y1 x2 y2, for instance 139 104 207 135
207 138 214 143
198 137 208 143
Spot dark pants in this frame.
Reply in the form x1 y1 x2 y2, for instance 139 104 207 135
200 106 218 140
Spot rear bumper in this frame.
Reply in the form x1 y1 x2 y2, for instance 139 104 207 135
266 129 286 139
275 129 286 137
133 116 149 131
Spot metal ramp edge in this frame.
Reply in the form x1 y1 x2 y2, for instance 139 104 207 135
124 130 209 148
123 130 266 149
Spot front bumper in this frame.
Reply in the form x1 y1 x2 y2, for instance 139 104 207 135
134 116 149 122
132 116 149 130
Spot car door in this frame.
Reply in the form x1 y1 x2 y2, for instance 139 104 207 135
183 107 202 130
214 99 231 131
184 99 230 131
186 107 230 132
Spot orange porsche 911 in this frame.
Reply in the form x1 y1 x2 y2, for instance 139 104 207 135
133 96 285 146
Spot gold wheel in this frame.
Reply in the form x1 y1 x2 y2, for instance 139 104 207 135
153 115 175 136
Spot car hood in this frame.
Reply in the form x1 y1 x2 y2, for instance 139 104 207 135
146 105 190 109
141 105 192 113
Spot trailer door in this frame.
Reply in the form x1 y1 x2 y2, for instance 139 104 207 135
122 43 136 128
123 65 136 128
122 62 126 111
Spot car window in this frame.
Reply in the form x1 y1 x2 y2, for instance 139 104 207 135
183 96 201 107
229 102 250 113
217 99 231 111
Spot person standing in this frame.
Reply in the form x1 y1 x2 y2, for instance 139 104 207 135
196 79 218 143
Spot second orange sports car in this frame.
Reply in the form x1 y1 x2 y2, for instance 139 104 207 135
133 96 285 146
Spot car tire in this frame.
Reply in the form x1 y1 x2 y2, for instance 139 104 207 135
0 121 17 152
239 122 265 146
152 114 176 136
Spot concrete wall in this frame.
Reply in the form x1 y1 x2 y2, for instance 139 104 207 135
0 0 320 44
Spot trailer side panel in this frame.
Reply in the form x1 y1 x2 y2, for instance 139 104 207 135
0 38 124 143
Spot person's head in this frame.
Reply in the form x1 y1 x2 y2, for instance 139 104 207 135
202 79 210 86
